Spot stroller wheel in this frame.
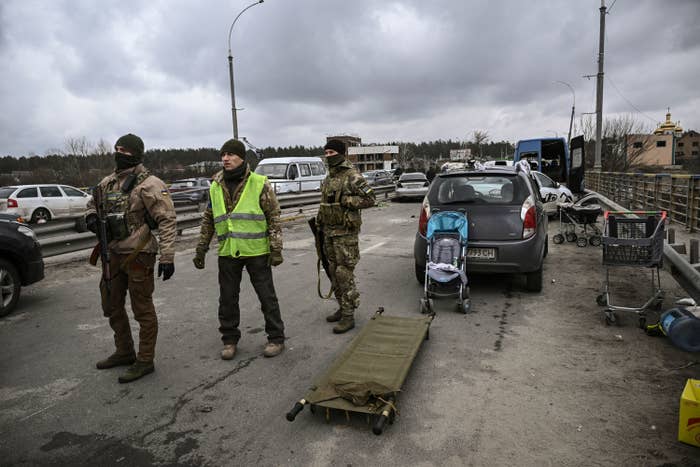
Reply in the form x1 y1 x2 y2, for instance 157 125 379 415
604 311 616 326
459 299 471 314
576 237 588 248
553 234 565 244
419 298 429 314
589 235 602 247
565 232 577 243
638 316 647 329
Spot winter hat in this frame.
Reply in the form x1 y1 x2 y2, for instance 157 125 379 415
324 139 346 155
220 139 246 157
115 133 145 156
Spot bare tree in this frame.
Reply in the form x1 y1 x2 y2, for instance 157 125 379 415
578 114 653 171
468 130 490 159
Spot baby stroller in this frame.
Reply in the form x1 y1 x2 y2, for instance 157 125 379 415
419 211 471 314
552 199 603 248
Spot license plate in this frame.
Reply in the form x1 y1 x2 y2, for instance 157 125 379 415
467 248 496 260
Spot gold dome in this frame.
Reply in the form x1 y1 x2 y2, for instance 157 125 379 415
654 109 683 135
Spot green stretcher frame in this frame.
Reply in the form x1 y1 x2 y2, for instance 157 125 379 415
286 308 434 435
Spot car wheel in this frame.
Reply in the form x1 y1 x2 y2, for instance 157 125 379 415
525 267 543 292
0 259 21 317
415 264 425 285
74 216 88 233
31 208 51 224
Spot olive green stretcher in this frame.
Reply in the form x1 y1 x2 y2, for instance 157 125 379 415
286 308 434 435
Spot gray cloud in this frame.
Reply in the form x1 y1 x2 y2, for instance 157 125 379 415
1 0 699 156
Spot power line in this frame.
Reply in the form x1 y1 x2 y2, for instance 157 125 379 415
606 75 660 124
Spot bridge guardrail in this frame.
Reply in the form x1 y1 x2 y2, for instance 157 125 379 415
588 171 700 232
36 185 395 258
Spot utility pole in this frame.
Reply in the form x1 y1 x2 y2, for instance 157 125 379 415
594 0 607 170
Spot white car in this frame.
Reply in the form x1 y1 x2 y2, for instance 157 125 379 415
0 184 92 223
532 171 573 215
395 172 430 201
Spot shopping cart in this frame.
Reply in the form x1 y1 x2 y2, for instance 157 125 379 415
595 210 667 327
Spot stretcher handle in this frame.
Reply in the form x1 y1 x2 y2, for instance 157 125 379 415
286 399 307 421
372 398 394 435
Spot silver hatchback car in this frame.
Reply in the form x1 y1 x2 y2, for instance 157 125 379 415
0 184 92 223
413 165 548 291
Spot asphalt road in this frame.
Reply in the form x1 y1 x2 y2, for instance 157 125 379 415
1 201 698 467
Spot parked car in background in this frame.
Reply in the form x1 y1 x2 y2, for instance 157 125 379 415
362 170 394 186
169 178 211 204
413 164 547 292
532 171 573 216
254 157 327 194
0 184 92 224
395 172 430 201
0 214 44 317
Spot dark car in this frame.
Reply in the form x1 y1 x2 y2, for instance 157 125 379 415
169 178 211 204
0 214 44 316
413 165 548 292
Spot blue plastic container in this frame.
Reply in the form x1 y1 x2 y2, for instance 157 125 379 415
660 308 700 352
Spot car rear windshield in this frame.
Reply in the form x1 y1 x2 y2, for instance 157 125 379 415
0 187 17 198
400 174 426 182
429 174 529 205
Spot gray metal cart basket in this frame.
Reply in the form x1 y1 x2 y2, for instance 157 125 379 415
596 210 667 327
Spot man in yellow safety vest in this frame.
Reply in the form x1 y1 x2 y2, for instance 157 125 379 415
193 139 285 360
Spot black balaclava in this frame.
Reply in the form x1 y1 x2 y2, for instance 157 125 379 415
114 133 145 170
324 139 346 167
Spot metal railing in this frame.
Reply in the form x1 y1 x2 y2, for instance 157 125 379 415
36 185 395 258
587 172 700 232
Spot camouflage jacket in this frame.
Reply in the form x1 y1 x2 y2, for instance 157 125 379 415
196 165 282 254
317 159 376 236
86 164 177 263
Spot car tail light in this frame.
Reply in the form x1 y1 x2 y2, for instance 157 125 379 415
418 199 431 236
521 195 536 239
7 198 18 208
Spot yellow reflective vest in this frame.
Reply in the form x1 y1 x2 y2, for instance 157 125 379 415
210 172 269 258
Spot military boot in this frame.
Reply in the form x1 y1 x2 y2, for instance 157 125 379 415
96 351 136 370
332 316 355 334
118 360 155 384
325 310 342 323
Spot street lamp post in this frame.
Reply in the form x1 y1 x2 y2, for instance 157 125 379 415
228 0 264 139
554 80 575 148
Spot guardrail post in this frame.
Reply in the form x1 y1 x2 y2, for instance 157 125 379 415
691 239 699 265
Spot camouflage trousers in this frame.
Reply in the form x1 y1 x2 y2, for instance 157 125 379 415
323 233 360 317
100 252 157 362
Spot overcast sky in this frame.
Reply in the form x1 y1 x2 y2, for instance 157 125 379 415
1 0 699 156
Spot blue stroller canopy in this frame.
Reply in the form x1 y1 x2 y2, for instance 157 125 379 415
426 211 468 241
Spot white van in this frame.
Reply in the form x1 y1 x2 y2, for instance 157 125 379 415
254 157 327 194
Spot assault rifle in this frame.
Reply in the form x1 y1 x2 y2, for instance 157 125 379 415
308 217 333 299
91 186 112 303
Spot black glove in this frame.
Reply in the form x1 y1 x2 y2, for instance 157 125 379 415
86 214 98 234
158 262 175 281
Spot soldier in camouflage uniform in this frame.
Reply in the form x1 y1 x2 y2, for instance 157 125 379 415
317 139 376 334
85 133 177 384
193 139 285 360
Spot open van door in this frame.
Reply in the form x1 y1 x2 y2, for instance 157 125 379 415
568 135 585 194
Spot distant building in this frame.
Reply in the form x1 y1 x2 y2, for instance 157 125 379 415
626 110 684 166
449 149 471 161
676 130 700 160
347 145 398 172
